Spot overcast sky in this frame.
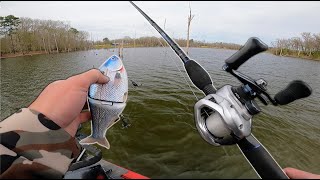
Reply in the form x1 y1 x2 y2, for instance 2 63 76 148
1 1 320 45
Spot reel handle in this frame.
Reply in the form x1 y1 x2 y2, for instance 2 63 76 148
225 37 268 71
274 80 312 105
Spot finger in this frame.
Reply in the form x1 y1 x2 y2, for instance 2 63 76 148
69 69 110 89
64 112 91 137
84 69 110 85
77 111 92 124
64 119 79 137
284 167 320 179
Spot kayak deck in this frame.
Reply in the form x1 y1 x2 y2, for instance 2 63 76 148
64 159 149 179
65 132 149 179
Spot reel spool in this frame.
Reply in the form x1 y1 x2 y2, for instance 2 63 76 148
194 85 252 146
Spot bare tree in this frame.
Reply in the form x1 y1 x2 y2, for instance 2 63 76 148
1 16 91 56
53 33 59 53
271 32 320 59
186 2 195 55
290 37 302 56
314 33 320 51
301 32 313 56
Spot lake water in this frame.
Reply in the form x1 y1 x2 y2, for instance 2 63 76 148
1 47 320 178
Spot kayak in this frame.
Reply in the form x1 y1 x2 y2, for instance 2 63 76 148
64 133 149 179
64 159 149 179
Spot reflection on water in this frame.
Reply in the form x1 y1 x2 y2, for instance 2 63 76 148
1 48 320 178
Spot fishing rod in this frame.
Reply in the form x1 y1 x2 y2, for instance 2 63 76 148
130 1 312 179
129 1 216 96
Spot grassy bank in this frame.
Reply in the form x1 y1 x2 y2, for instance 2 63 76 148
268 49 320 61
274 54 320 61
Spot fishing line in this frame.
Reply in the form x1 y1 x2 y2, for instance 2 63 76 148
112 42 140 129
139 21 198 131
120 96 138 129
143 22 200 101
163 18 168 61
143 19 217 125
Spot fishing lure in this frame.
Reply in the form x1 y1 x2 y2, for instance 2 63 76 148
80 55 128 149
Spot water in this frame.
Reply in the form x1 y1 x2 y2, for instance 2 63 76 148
1 48 320 178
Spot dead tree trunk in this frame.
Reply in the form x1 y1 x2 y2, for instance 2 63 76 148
134 31 136 48
119 40 124 59
186 3 195 55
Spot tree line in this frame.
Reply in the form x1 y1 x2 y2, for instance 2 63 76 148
100 34 320 60
1 15 319 60
95 36 242 50
271 32 320 60
1 15 93 56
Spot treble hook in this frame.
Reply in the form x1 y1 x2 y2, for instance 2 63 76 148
120 114 131 129
130 80 142 87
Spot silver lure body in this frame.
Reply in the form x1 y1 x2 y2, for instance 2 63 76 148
80 55 128 149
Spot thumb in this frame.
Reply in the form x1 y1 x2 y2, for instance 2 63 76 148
69 69 110 89
284 167 320 179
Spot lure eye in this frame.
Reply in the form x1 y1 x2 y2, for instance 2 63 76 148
111 56 118 61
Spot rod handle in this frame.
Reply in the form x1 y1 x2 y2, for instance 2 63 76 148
185 60 216 95
237 135 288 179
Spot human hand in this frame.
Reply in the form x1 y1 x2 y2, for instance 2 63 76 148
29 69 109 137
284 167 320 179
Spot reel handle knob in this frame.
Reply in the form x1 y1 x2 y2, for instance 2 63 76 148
274 80 312 105
224 37 268 71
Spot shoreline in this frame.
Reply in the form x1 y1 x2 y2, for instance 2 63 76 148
1 50 90 59
1 51 51 59
1 48 320 61
274 54 320 61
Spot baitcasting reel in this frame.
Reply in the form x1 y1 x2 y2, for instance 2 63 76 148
194 37 312 146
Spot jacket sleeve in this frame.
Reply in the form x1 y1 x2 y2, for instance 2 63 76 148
0 108 81 179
